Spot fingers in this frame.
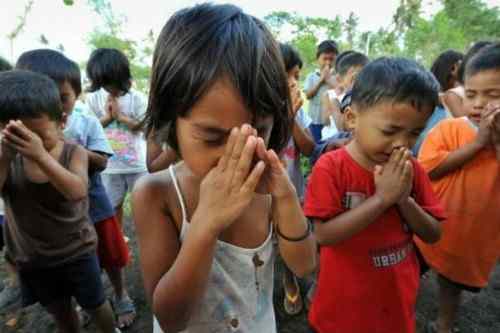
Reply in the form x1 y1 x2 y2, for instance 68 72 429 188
266 149 283 171
217 127 238 172
241 161 265 194
402 160 414 188
231 135 258 188
5 121 31 141
255 137 268 163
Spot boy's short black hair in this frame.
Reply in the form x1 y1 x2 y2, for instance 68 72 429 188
351 57 439 112
86 48 132 93
316 40 339 58
430 50 464 92
335 50 354 72
0 57 12 72
279 43 303 72
465 43 500 79
458 41 493 84
0 70 63 123
336 52 369 77
16 49 82 96
145 3 292 153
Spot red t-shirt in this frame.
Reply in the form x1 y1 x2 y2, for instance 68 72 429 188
304 148 445 333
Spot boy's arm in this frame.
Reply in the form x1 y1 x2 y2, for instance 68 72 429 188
4 121 88 201
0 142 15 192
87 150 108 173
397 198 440 243
305 77 324 100
147 139 177 173
291 111 314 156
427 108 498 180
313 195 387 245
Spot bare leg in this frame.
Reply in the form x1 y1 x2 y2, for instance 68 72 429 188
105 266 136 328
87 300 116 333
436 275 462 333
46 297 81 333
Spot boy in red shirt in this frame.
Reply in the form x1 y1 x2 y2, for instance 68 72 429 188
304 58 446 333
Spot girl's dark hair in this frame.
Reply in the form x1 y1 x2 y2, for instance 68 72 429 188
86 48 132 93
0 57 12 72
145 3 292 153
16 49 82 96
351 57 439 112
465 43 500 79
279 43 303 72
0 70 63 122
430 50 464 92
316 40 339 58
457 41 493 84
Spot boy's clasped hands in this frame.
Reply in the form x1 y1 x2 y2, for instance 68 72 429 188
477 102 500 159
1 120 47 162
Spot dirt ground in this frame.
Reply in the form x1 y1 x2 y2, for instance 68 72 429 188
1 218 500 332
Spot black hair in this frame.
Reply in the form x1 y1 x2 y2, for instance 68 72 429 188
336 51 369 77
351 57 439 112
145 3 291 153
0 57 12 72
465 43 500 79
86 48 132 93
334 50 354 72
316 40 339 58
340 89 352 113
0 70 63 122
16 49 82 96
279 43 303 72
457 41 493 84
430 50 464 92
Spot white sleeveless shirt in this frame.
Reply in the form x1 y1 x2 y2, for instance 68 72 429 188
153 166 277 333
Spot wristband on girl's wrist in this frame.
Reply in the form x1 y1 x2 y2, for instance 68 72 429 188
275 219 312 242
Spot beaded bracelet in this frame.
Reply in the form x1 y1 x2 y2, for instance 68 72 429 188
275 219 312 242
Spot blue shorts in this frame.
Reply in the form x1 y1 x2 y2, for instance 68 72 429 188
18 253 106 309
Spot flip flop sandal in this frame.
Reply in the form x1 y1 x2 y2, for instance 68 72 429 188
426 321 456 333
112 296 137 329
282 274 303 316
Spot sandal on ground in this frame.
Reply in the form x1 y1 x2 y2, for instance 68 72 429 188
282 274 303 316
426 321 459 333
112 295 137 329
76 305 92 328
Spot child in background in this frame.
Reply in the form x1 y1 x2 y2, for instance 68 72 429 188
86 48 147 233
304 58 445 333
320 51 368 142
132 4 316 332
442 41 493 118
304 40 338 142
0 70 117 333
0 56 21 309
279 43 315 316
415 43 500 333
16 49 136 329
412 50 464 156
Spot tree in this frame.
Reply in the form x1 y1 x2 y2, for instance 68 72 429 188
344 12 359 49
6 0 34 62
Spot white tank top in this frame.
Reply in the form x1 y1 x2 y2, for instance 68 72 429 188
153 166 277 333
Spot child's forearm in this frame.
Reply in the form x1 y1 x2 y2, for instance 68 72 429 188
313 195 388 246
153 215 218 332
147 149 177 173
274 193 316 277
36 149 88 201
397 198 441 243
99 114 113 128
118 114 142 132
292 121 314 157
87 150 108 173
428 141 484 180
305 80 323 100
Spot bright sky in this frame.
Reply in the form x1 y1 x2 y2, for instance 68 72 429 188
0 0 498 64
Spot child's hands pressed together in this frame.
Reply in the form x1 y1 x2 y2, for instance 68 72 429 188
2 120 48 162
290 82 303 116
0 131 17 161
374 148 413 208
3 120 48 161
254 135 296 199
475 104 500 148
194 124 266 236
320 65 331 83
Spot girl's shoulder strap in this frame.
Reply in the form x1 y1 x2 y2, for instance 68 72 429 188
168 165 187 222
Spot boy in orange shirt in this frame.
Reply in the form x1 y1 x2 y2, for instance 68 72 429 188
416 43 500 333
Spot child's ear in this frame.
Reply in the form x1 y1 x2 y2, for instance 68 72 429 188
343 106 357 131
